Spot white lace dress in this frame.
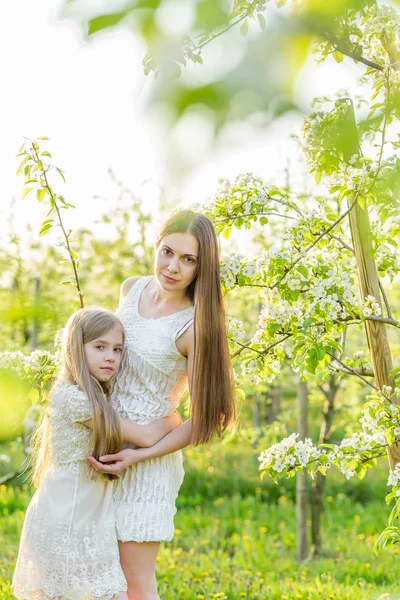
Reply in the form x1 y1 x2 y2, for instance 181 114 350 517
12 381 127 600
112 275 194 542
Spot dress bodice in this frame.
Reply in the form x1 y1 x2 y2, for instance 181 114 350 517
112 276 194 424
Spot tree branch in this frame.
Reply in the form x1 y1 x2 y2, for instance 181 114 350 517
326 352 381 393
30 142 84 308
271 195 359 290
329 363 375 378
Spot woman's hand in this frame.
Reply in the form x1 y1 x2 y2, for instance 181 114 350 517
87 448 148 474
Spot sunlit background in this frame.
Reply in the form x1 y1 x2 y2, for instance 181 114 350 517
1 0 365 246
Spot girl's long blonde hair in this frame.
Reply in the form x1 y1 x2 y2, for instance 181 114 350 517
33 307 124 486
156 210 236 444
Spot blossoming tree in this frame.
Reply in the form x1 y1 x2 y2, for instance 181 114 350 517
9 0 400 555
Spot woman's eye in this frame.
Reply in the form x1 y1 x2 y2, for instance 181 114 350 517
114 348 123 353
162 249 171 255
95 345 105 350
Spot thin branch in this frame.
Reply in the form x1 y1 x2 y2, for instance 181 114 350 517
31 142 84 308
379 280 393 320
327 37 385 72
271 195 359 290
327 233 354 253
364 315 400 328
215 211 296 223
326 352 381 393
196 12 250 51
230 333 292 360
329 364 375 378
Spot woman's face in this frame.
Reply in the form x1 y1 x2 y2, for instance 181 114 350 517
154 233 199 294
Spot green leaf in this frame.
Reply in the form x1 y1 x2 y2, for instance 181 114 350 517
240 19 249 37
333 51 344 63
22 187 33 200
257 13 266 31
56 168 66 183
315 171 322 184
297 265 308 279
16 156 30 176
236 388 246 400
88 11 129 35
37 189 47 202
41 151 52 158
39 223 52 236
192 54 203 65
357 195 366 210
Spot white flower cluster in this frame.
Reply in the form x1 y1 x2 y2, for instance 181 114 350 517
329 161 376 194
227 317 246 342
362 295 382 317
256 296 304 330
0 350 59 382
374 243 400 280
241 350 283 385
220 253 246 288
363 4 400 39
259 433 320 473
388 464 400 489
259 428 386 480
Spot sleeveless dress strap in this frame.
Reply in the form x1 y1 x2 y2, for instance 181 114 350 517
174 314 194 341
125 276 151 303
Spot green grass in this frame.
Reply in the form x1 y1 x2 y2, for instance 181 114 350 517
1 443 400 599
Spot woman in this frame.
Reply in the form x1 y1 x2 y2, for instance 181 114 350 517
89 210 236 600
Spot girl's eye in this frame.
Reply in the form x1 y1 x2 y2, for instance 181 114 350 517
186 257 195 263
114 348 123 353
162 249 171 255
95 345 105 350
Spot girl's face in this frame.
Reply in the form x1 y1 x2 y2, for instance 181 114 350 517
155 233 199 293
84 326 124 382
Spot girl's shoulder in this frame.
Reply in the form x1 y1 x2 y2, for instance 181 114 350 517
51 381 92 422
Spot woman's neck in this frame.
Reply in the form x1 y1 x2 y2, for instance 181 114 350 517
149 278 190 308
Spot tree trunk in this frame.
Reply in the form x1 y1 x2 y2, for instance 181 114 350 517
297 378 309 561
338 98 400 469
348 197 400 468
255 394 261 429
311 374 338 556
266 386 282 424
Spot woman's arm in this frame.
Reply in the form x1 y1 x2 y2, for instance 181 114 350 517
82 413 182 448
119 413 182 447
87 419 192 474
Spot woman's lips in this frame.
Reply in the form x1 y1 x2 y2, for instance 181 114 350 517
163 274 178 283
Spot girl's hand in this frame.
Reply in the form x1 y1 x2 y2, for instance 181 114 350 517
87 448 146 474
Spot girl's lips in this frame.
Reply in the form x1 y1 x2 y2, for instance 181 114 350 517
100 367 114 371
163 274 178 283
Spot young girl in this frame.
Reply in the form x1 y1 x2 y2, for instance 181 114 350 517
89 211 236 600
12 307 181 600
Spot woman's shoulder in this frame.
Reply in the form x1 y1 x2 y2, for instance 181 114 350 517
120 276 144 300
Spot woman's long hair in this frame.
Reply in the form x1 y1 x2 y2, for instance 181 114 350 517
156 210 236 444
33 308 124 486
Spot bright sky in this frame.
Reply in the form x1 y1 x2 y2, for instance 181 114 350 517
1 0 365 248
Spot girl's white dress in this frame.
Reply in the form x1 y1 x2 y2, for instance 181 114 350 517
112 275 194 542
12 381 127 600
